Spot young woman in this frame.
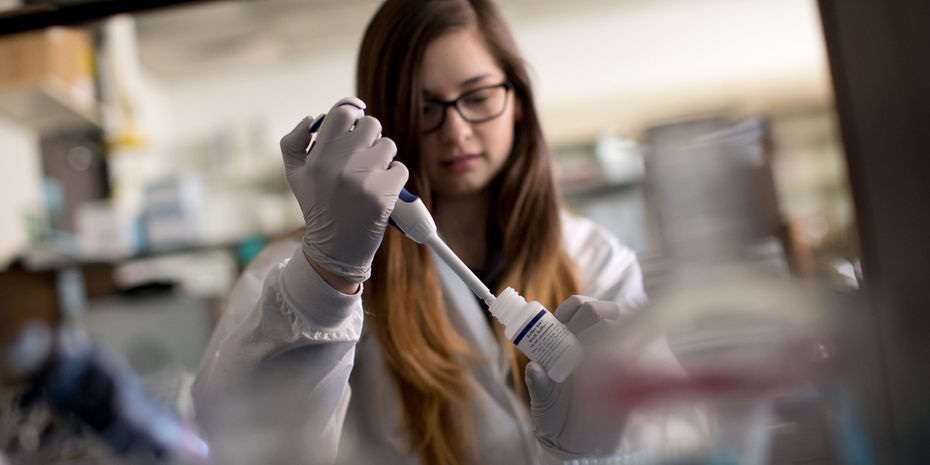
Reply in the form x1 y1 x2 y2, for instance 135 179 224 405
192 0 647 464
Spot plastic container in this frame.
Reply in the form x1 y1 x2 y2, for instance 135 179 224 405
489 287 582 382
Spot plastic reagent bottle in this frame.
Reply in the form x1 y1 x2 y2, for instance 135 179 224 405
425 230 583 382
489 287 583 383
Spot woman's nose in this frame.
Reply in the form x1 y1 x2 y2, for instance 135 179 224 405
439 106 473 144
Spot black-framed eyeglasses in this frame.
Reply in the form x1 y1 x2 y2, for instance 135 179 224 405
420 82 512 133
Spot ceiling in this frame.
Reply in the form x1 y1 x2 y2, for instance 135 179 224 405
132 0 650 80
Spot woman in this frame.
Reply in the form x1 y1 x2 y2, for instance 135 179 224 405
192 0 647 464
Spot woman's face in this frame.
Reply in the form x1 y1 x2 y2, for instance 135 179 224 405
419 27 516 200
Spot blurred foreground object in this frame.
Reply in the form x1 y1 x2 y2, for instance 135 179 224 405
584 263 874 465
1 322 209 464
564 117 876 464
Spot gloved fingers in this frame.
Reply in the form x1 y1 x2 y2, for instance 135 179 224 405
280 116 313 171
575 318 619 344
564 300 622 336
379 161 410 193
525 361 558 408
369 137 398 168
308 113 326 133
554 295 596 323
316 100 366 142
346 137 396 172
332 96 366 112
353 116 383 147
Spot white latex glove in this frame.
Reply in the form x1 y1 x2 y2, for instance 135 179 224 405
280 97 409 282
526 295 627 459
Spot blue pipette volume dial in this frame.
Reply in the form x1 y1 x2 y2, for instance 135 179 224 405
398 188 418 203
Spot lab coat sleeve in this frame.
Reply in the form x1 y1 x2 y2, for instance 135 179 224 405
191 246 363 464
562 212 648 310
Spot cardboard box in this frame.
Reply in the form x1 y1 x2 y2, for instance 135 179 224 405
0 27 93 92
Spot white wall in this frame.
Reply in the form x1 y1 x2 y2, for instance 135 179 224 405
0 119 42 267
150 0 830 148
512 0 831 141
158 51 357 150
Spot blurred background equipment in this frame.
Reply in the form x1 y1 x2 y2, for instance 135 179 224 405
1 322 209 465
642 116 786 272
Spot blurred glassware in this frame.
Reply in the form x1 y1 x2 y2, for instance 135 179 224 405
563 115 875 464
595 132 645 185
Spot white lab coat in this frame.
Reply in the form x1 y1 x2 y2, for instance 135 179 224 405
192 211 647 465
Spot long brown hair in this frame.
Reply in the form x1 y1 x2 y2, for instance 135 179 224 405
358 1 579 464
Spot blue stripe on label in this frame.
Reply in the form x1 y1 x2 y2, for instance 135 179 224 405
513 310 547 346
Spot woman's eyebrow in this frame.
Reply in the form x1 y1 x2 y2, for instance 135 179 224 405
422 73 496 100
458 73 494 88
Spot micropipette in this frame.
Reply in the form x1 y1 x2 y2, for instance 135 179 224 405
389 188 497 306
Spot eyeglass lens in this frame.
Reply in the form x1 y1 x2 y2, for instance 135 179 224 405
421 84 509 133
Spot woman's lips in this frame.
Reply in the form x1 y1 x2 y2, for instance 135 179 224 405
439 154 480 173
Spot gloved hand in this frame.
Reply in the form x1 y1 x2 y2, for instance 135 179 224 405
525 295 627 458
280 97 409 283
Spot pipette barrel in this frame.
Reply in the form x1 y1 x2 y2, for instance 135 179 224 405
425 235 496 306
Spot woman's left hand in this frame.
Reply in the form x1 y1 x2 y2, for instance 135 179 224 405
525 295 627 458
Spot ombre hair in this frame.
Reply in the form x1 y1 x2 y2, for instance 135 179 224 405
358 1 580 464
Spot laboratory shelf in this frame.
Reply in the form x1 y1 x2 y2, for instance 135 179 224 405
0 78 101 132
560 177 641 199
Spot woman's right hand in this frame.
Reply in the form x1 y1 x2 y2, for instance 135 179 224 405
280 97 409 285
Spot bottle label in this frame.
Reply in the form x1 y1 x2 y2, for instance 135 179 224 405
513 310 575 369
